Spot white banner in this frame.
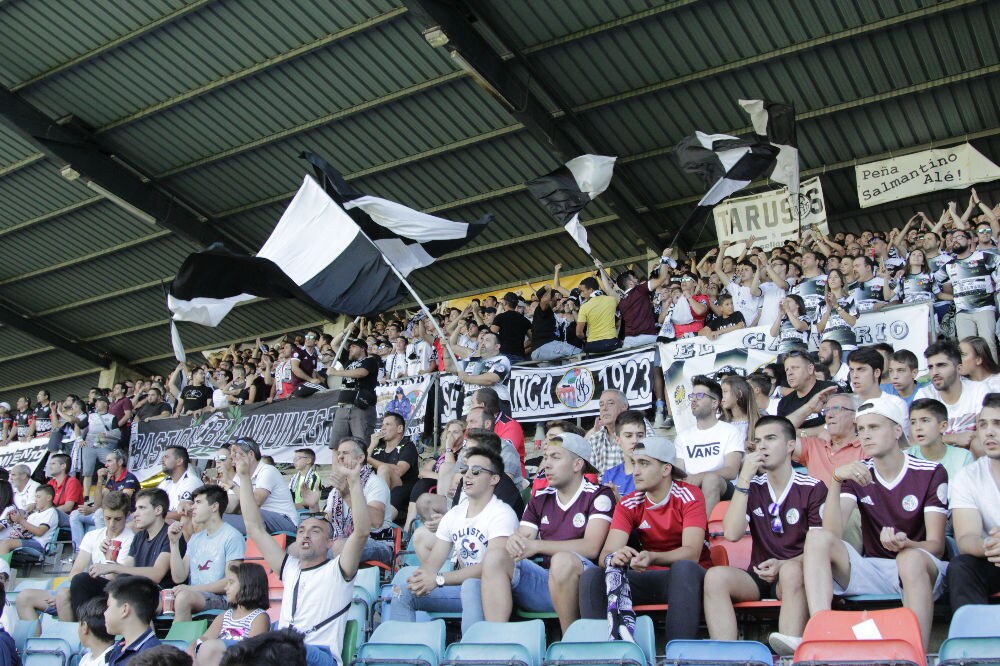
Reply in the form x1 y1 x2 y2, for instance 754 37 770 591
660 302 932 433
714 177 828 254
0 437 49 475
856 142 1000 208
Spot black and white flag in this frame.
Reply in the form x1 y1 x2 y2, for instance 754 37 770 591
672 131 778 237
524 154 617 256
739 99 798 194
302 151 492 276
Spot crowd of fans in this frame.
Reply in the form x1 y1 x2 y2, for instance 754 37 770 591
0 188 998 663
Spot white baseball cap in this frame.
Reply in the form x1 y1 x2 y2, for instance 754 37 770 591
856 395 907 427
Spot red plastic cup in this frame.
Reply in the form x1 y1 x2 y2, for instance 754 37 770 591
108 540 122 561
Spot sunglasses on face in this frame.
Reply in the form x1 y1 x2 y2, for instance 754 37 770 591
690 391 718 402
466 465 498 477
768 502 784 534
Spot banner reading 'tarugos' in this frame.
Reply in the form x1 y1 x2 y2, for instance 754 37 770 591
714 177 828 254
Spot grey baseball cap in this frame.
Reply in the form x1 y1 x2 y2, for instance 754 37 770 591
551 433 597 472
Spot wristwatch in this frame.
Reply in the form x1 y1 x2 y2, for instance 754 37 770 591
435 574 445 587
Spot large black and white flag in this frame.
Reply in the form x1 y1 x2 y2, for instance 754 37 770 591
302 151 492 276
524 154 617 256
739 99 798 194
672 131 778 238
168 175 408 332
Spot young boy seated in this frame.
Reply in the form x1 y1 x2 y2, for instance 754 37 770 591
906 398 973 481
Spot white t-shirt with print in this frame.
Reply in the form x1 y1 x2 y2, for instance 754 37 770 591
435 495 518 567
913 378 988 434
676 420 745 476
26 507 58 545
755 281 787 327
80 526 136 565
950 456 1000 537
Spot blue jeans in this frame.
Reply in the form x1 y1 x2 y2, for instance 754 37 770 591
69 509 103 551
304 644 334 666
582 338 622 353
511 556 594 612
530 341 581 362
389 578 484 634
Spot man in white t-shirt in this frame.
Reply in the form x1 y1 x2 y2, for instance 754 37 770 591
157 445 202 521
9 464 40 513
0 485 58 555
948 393 1000 610
17 491 133 621
674 376 745 518
715 244 761 325
749 255 789 326
223 437 298 535
914 340 988 455
233 448 367 666
390 445 518 634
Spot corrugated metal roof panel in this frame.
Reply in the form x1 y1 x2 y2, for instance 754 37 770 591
0 162 93 230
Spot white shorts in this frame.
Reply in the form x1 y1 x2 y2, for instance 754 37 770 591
833 541 947 600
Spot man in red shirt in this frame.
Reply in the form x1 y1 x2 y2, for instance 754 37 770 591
47 453 84 517
472 388 525 475
579 436 711 642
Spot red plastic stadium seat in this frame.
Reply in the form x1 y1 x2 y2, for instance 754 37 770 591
796 608 926 666
794 638 922 665
245 533 287 560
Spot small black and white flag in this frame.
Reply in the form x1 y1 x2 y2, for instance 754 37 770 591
739 99 798 194
525 154 617 256
302 151 492 276
672 131 778 237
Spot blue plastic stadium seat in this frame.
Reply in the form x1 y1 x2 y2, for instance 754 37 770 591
938 636 1000 666
24 635 79 666
663 639 772 666
352 619 446 666
948 605 1000 638
441 620 546 666
35 617 81 652
543 616 654 666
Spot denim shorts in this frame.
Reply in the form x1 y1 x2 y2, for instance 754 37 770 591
511 553 594 612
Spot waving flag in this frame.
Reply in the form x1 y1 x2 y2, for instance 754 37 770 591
739 99 799 194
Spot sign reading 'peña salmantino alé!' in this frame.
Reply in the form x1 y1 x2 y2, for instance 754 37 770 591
855 142 1000 208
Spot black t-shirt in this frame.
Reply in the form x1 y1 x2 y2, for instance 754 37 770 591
179 385 212 413
340 355 380 403
14 410 32 438
135 401 172 422
777 380 838 429
238 376 268 404
293 346 318 376
32 403 53 435
493 310 532 356
372 438 420 487
531 303 557 348
707 311 746 331
128 524 176 587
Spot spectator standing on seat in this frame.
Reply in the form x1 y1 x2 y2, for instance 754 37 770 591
71 450 140 551
26 389 53 440
948 393 1000 610
446 330 512 417
586 389 652 477
702 416 825 645
175 369 212 417
104 575 163 665
327 339 380 444
481 433 614 632
578 436 711 643
158 446 202 522
933 227 1000 361
0 484 57 555
367 412 419 522
673 376 744 519
223 438 297 536
492 292 532 362
789 398 948 654
81 396 122 501
167 484 245 622
617 253 670 348
914 340 988 455
576 276 621 353
530 282 581 362
6 396 32 444
47 453 84 517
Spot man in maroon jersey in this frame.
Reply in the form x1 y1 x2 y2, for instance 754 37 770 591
702 416 826 647
578 436 712 642
480 433 615 632
777 396 949 654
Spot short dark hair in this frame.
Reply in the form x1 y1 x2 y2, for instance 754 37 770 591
747 373 773 396
382 411 405 428
580 277 600 291
755 415 796 442
106 575 159 625
909 398 948 424
717 293 733 305
615 410 647 434
464 445 505 478
854 255 876 271
890 349 919 371
134 488 169 519
820 338 843 355
465 428 502 454
51 453 71 469
474 387 501 413
873 342 894 357
848 346 884 375
76 597 113 643
691 375 722 401
128 645 193 666
166 445 190 466
294 448 315 464
103 491 130 514
229 562 270 611
36 485 55 501
219 628 307 666
925 339 961 366
983 393 1000 411
193 485 229 517
543 420 585 437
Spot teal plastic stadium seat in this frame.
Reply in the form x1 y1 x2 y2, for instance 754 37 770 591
544 616 655 666
38 616 81 649
442 620 546 666
938 636 1000 665
352 619 446 666
664 639 772 666
163 619 208 647
12 619 38 653
24 637 76 666
948 605 1000 638
355 566 380 602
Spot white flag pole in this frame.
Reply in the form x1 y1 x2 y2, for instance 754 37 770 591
334 316 362 361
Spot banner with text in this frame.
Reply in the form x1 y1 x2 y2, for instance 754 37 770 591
660 302 932 433
376 374 434 438
439 346 655 423
129 392 338 482
856 143 1000 208
0 437 49 476
715 177 828 254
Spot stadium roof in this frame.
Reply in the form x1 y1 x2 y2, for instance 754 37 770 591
1 0 999 398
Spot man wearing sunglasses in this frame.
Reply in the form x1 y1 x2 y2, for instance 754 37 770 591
797 396 948 653
702 416 826 653
390 445 518 634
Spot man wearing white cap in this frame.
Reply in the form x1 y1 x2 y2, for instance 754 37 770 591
480 433 615 632
579 436 712 642
783 396 949 654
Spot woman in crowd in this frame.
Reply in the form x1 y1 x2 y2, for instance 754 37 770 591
769 294 810 353
884 248 937 305
814 268 858 351
720 375 759 449
958 335 1000 391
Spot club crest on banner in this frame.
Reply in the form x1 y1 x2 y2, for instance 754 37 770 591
556 367 595 409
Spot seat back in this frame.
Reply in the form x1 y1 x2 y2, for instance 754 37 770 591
355 619 446 666
245 533 287 560
15 579 50 592
37 617 81 652
163 619 208 646
11 619 38 653
707 533 752 570
938 636 1000 665
707 500 730 536
801 608 925 664
948 604 1000 638
793 638 922 665
664 639 771 665
446 620 546 666
558 616 654 666
355 566 380 602
24 637 75 666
